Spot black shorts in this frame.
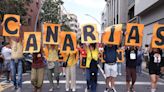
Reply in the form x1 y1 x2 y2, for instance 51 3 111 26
160 57 164 67
149 64 160 75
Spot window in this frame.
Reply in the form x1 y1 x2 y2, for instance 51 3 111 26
128 6 134 20
30 9 33 12
28 17 31 25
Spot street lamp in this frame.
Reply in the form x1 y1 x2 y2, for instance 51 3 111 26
85 14 103 43
85 14 101 25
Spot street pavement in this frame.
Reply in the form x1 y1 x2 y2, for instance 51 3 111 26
1 63 164 92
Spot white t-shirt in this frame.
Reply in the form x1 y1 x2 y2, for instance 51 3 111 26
154 53 161 63
1 47 12 60
11 40 23 59
130 51 136 60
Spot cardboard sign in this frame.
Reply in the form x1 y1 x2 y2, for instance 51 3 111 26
81 24 99 43
60 31 77 53
23 32 41 53
116 49 125 63
152 24 164 48
43 23 60 44
2 14 20 37
80 57 87 68
58 50 67 62
125 23 144 47
102 24 122 45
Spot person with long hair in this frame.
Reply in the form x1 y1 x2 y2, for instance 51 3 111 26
31 49 46 92
149 48 162 92
85 43 99 92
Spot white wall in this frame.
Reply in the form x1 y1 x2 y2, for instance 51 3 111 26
135 0 159 15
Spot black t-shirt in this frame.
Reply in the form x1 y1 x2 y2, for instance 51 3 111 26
125 48 138 68
149 51 162 69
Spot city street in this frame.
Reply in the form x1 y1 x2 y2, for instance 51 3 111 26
1 64 164 92
0 0 164 92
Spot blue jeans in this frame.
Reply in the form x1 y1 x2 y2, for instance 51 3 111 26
86 68 97 92
10 59 23 88
117 63 122 74
136 65 142 74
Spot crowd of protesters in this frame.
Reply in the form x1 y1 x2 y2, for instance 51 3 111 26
0 37 164 92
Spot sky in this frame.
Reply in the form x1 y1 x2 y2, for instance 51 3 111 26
62 0 106 32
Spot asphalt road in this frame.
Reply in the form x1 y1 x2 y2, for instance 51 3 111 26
1 63 164 92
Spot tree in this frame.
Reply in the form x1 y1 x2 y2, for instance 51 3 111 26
0 0 33 24
61 14 73 32
40 0 61 23
40 0 72 31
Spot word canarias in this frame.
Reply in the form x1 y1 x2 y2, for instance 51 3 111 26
1 14 164 53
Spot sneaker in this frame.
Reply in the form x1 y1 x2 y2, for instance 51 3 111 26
85 87 89 92
63 73 66 77
66 88 69 92
49 87 54 91
130 87 135 92
16 87 22 92
112 88 117 92
12 86 17 91
104 88 109 92
151 89 156 92
72 88 76 92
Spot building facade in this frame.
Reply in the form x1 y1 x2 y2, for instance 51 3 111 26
0 0 41 44
66 13 81 39
101 0 128 32
134 0 164 46
102 0 164 47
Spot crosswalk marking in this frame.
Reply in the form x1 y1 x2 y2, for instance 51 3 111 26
22 80 164 85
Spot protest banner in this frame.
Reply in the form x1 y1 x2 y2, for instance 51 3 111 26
117 49 125 63
43 23 60 44
152 23 164 48
125 23 144 47
2 14 20 37
102 24 122 45
81 24 99 43
23 32 41 53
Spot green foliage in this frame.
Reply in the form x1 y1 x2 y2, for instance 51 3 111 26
0 0 33 24
40 0 60 24
41 0 72 32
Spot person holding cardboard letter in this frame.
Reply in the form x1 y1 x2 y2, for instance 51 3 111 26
103 44 118 92
10 36 23 92
125 46 138 92
46 44 60 91
85 43 99 92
